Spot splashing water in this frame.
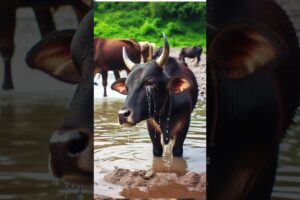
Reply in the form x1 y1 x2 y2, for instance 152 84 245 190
165 92 173 143
64 183 69 200
78 186 84 200
63 183 85 200
146 86 158 139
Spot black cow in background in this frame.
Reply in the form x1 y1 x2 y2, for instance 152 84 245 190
26 10 93 185
207 0 300 199
112 34 198 157
179 46 202 66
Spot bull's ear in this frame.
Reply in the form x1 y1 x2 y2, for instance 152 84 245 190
168 77 190 94
209 23 288 79
26 30 80 84
111 78 128 95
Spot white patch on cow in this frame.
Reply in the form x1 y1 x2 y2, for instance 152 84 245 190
50 130 82 143
77 137 93 172
162 138 175 156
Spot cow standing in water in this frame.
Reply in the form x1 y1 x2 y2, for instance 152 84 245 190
0 0 90 90
207 0 300 199
94 38 142 97
179 46 203 66
112 34 198 156
26 11 93 185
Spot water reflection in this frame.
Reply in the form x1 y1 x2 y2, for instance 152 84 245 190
0 93 92 199
272 117 300 199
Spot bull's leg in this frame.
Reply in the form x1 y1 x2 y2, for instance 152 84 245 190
195 55 200 67
113 70 120 80
101 71 108 97
172 118 190 156
0 10 16 90
33 8 56 37
147 120 163 156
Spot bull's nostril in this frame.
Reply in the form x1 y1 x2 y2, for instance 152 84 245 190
68 132 88 155
119 109 131 118
124 109 131 117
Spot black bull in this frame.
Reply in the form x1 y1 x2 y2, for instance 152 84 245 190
208 0 300 199
26 11 93 184
179 46 203 66
112 34 198 157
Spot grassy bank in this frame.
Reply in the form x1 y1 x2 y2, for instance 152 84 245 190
94 2 206 48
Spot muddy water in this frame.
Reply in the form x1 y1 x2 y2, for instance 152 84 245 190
94 96 206 198
0 93 92 199
272 114 300 199
0 7 92 199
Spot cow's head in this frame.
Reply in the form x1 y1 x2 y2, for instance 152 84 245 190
139 41 153 62
112 34 191 126
26 11 93 185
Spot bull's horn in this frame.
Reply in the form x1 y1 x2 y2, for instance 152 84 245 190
122 47 135 70
156 32 170 68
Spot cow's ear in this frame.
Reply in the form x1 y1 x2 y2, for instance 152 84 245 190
26 30 80 84
209 23 288 79
168 77 190 94
111 78 128 95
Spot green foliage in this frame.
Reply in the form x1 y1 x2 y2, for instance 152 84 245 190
94 2 206 48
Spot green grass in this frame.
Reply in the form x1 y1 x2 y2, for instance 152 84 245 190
94 2 206 48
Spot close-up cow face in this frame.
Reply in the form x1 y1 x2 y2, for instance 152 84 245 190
112 34 190 127
26 11 93 185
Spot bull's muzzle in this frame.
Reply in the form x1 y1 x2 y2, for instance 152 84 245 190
118 108 135 127
49 128 93 185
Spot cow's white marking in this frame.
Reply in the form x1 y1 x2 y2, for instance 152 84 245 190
50 130 82 143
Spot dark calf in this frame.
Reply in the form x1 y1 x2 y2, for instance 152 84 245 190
112 34 198 157
0 0 90 90
179 46 202 66
207 0 300 199
26 10 93 184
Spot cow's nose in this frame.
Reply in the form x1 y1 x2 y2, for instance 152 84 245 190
49 129 92 182
118 108 133 125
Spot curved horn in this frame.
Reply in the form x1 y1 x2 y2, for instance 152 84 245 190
156 32 170 68
122 47 135 70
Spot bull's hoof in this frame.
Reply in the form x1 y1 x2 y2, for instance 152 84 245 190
103 93 107 97
172 148 183 157
2 82 14 90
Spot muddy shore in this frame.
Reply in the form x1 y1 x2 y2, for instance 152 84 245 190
94 167 206 199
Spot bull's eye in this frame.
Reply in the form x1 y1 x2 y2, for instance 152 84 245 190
145 79 156 86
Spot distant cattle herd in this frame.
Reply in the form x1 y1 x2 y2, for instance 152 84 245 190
94 37 203 96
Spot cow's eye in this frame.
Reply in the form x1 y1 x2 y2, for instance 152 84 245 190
145 79 156 86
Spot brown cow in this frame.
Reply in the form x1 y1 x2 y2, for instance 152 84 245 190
207 0 300 199
94 38 142 97
139 41 155 62
0 0 90 90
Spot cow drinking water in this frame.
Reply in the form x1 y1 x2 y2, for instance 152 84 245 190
111 34 198 157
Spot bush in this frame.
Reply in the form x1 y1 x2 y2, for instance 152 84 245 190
94 2 206 48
